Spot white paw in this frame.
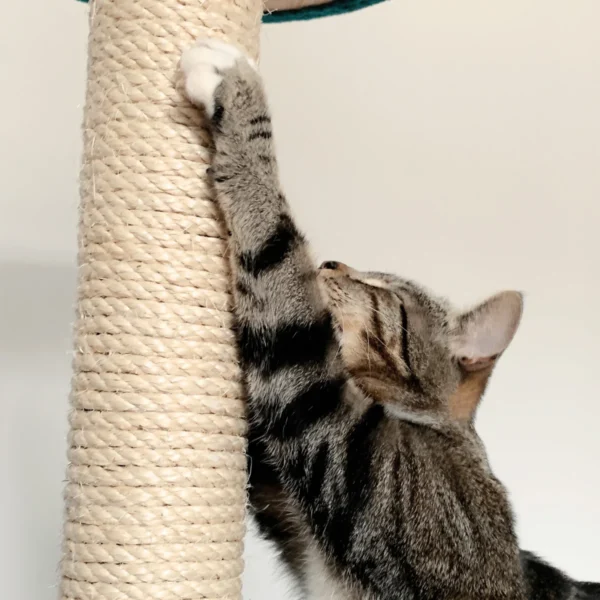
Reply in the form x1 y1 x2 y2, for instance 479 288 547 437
181 37 255 117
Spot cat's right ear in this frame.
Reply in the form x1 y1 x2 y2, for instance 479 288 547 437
448 291 523 423
451 291 523 372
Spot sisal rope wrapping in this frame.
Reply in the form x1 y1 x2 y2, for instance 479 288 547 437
61 1 262 598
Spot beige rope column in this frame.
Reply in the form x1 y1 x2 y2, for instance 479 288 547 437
61 1 262 599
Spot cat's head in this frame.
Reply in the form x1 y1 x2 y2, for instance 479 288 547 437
317 261 523 424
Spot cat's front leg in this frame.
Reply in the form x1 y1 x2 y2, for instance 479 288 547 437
181 36 333 341
181 38 283 252
181 36 360 475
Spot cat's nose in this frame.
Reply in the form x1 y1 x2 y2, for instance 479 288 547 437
319 261 341 271
319 261 351 275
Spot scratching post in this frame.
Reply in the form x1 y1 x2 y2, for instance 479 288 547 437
61 1 261 599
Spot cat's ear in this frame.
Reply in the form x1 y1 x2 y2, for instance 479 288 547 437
448 291 523 423
451 291 523 372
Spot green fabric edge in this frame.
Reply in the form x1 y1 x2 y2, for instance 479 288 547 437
263 0 386 22
75 0 387 23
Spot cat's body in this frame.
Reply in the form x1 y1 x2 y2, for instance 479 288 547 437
180 39 598 600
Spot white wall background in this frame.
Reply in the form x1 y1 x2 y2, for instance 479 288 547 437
1 1 598 599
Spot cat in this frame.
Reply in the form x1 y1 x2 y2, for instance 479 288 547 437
181 38 599 600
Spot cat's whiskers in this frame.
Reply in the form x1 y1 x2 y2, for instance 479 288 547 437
364 326 373 372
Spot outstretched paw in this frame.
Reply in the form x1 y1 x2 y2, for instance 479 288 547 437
181 37 256 118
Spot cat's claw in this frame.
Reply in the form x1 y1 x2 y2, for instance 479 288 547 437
181 37 256 117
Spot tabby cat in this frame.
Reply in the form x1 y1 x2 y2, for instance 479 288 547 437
181 38 599 600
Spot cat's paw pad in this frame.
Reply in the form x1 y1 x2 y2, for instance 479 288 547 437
181 37 255 117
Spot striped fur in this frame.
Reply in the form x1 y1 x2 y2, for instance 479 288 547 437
182 39 598 600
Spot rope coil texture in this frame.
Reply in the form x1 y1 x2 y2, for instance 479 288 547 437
61 1 262 598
